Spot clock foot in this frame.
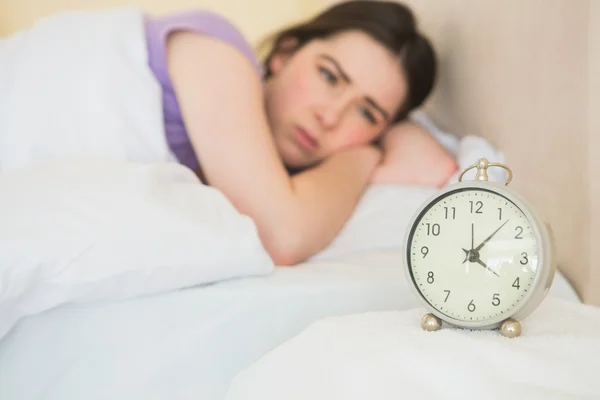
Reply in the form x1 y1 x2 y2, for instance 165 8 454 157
421 313 442 332
500 318 521 338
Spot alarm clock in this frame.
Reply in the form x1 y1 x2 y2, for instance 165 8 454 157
403 158 556 338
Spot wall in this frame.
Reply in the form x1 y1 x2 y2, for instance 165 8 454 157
390 0 593 303
0 0 323 43
588 0 599 304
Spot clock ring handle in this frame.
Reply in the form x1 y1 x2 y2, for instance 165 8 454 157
458 157 513 185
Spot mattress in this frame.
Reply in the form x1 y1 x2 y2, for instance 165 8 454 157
0 250 579 400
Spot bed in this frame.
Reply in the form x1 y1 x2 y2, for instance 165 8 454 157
0 249 581 400
0 0 598 399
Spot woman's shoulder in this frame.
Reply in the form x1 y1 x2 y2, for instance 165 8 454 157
144 9 263 78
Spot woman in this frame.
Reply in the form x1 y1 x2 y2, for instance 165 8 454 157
146 0 456 265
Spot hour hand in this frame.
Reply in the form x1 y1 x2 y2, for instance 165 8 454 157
475 258 500 277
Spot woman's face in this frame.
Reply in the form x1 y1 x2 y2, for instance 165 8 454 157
264 30 408 169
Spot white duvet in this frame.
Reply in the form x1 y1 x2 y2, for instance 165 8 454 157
0 159 275 342
0 8 173 171
0 8 276 341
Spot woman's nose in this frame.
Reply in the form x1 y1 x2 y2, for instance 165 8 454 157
314 98 348 129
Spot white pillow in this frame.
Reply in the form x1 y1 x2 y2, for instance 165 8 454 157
0 159 274 341
310 184 438 261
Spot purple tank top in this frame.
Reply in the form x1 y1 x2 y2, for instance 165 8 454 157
144 10 264 171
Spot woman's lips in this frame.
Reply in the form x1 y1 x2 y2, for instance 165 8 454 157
294 126 318 152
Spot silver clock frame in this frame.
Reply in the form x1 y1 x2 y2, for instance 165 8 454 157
403 179 557 334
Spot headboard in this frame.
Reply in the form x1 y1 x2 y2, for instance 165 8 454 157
1 0 598 304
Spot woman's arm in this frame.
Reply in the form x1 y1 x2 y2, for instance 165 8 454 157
167 32 381 265
371 122 457 187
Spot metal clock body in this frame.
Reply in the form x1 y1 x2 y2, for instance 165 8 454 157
403 159 556 337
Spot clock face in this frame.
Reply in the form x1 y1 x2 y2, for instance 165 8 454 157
407 187 539 324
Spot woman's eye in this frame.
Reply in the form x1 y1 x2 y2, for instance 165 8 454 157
359 107 377 124
318 67 338 85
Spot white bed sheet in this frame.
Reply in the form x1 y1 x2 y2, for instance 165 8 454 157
0 251 579 400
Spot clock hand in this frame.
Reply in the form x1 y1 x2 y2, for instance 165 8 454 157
462 248 469 264
475 258 500 277
460 224 475 264
473 219 510 252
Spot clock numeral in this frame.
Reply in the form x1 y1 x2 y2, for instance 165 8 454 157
467 300 476 312
426 223 440 236
515 226 524 239
498 208 503 220
512 277 521 290
421 246 429 258
492 293 501 306
444 206 456 220
427 271 435 284
443 290 451 302
470 201 483 214
520 252 528 265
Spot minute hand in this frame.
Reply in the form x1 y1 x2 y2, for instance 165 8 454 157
473 220 510 252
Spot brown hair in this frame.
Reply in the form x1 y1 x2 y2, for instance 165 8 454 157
262 0 437 122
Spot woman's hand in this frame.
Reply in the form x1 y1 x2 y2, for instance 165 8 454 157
370 121 458 187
